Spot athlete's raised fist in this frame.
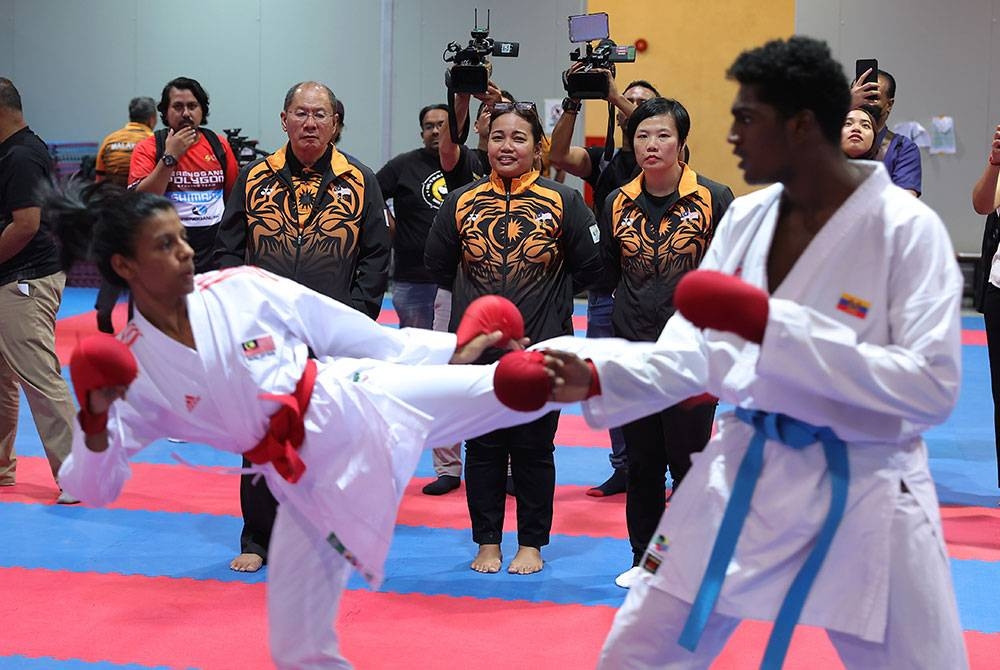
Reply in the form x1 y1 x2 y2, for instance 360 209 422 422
674 270 769 344
69 334 138 434
456 295 525 349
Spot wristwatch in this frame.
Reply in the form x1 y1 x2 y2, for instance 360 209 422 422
161 153 178 168
561 97 582 113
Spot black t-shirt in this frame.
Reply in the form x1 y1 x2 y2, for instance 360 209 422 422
0 127 60 285
442 145 489 194
377 148 447 283
586 147 639 220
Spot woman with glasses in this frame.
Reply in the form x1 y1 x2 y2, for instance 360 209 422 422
426 101 604 574
598 98 734 589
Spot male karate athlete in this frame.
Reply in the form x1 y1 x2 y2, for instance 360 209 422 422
500 36 968 669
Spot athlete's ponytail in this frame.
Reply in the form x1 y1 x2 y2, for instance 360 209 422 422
42 180 174 288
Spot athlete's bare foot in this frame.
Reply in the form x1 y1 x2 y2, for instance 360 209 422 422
508 546 543 574
470 544 502 573
230 552 264 572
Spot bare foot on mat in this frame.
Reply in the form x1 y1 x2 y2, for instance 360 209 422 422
230 552 264 572
471 544 502 573
508 546 543 574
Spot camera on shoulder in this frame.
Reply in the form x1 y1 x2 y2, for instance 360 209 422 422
443 9 519 95
563 12 636 100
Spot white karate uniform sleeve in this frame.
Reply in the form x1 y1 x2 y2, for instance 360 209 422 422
233 269 457 365
58 399 156 507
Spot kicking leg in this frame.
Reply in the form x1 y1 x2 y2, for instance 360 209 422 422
361 363 558 448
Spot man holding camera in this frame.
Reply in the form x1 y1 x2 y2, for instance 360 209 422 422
549 69 660 498
851 67 921 197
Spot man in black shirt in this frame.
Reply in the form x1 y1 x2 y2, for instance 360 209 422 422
377 104 449 329
379 104 467 496
549 72 660 497
0 78 77 503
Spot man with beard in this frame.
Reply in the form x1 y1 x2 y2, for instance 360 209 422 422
129 77 239 273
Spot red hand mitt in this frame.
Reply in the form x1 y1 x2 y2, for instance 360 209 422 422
69 334 139 434
456 295 525 349
674 270 769 344
494 351 552 412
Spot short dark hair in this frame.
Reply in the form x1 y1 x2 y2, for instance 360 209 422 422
333 99 345 144
625 97 691 148
877 69 897 100
0 78 23 112
857 103 880 127
283 81 337 112
623 79 661 97
158 77 210 126
128 96 156 123
489 103 545 146
419 104 449 127
727 36 849 145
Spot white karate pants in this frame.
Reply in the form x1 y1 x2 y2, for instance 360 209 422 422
597 492 969 669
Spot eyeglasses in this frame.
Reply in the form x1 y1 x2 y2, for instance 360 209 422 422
290 108 334 123
492 101 537 115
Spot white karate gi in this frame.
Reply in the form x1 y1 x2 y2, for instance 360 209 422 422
543 163 968 669
58 266 556 669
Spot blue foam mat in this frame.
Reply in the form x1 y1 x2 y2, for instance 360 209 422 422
2 500 999 632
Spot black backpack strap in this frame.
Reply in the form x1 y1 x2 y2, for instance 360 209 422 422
199 128 228 182
153 127 228 182
154 128 169 162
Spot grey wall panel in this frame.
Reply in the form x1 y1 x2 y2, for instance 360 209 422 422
2 0 582 184
0 0 14 75
135 0 262 151
797 0 1000 252
12 0 138 143
256 0 383 165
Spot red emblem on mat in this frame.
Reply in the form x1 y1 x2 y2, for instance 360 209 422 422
185 395 200 411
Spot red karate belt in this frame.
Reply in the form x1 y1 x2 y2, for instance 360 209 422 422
244 358 317 483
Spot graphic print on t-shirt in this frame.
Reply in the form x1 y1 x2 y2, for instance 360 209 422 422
421 169 447 209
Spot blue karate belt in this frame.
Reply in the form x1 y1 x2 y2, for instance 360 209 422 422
678 408 850 669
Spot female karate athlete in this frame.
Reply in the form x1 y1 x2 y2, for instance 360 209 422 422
47 183 560 669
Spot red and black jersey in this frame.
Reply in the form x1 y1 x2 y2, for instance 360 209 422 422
425 169 603 342
214 144 390 319
600 165 734 342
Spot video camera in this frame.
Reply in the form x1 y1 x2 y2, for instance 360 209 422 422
443 9 519 95
223 128 267 168
564 13 636 99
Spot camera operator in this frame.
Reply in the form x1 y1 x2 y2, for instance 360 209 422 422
549 68 661 498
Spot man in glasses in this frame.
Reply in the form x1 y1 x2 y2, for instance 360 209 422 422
129 76 240 274
214 80 390 572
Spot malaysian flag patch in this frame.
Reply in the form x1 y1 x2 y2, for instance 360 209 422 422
836 293 870 319
242 335 276 358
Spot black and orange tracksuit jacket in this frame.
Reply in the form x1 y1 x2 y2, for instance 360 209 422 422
601 165 734 342
425 169 603 343
214 144 390 318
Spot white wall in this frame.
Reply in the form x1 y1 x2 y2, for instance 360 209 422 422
0 0 583 176
797 0 1000 252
